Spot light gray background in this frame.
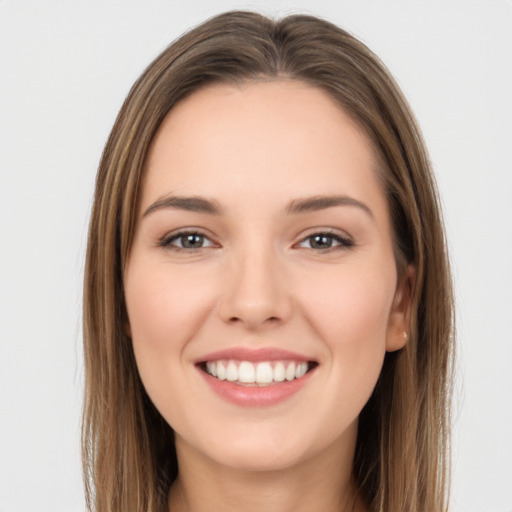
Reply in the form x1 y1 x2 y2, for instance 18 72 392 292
1 1 511 511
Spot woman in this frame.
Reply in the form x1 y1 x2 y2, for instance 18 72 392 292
82 10 454 512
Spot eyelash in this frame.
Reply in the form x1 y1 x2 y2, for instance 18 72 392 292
296 231 354 251
158 230 354 252
158 230 216 252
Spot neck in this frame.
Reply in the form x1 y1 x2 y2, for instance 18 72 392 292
168 425 366 512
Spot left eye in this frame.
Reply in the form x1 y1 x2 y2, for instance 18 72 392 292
163 232 215 250
298 233 352 250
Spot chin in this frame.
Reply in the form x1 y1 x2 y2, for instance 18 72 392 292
209 442 307 473
176 422 313 473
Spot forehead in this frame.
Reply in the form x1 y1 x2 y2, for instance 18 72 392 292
141 80 386 218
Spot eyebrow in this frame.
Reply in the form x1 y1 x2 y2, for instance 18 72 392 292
142 193 373 219
286 195 373 218
143 195 223 217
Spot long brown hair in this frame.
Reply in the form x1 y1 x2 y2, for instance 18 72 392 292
83 11 454 512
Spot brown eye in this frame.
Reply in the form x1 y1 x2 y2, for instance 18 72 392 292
180 234 206 248
162 232 215 250
298 232 353 250
310 234 335 249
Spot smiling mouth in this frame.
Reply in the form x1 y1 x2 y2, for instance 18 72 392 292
198 360 318 387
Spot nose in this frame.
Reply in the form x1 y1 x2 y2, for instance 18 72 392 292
217 245 293 330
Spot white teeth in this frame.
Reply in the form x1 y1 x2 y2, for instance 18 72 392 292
256 362 273 383
206 361 217 377
204 359 312 385
273 362 286 382
238 361 256 383
226 361 238 381
216 361 226 380
295 362 308 378
285 362 296 381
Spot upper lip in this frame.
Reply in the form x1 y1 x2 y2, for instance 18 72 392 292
195 347 315 364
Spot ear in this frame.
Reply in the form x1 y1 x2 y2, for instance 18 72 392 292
386 264 415 352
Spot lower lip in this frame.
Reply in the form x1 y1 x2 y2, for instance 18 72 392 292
197 366 315 407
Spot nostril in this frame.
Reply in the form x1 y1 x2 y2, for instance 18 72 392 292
227 315 281 325
218 285 293 328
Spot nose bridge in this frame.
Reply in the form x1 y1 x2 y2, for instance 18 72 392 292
219 235 291 328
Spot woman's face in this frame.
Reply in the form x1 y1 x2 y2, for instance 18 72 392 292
124 81 409 471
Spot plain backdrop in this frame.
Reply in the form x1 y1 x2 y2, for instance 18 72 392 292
1 1 511 511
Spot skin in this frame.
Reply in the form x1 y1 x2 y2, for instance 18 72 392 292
124 80 412 512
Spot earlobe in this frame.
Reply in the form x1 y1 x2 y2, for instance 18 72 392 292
385 264 415 352
387 329 409 352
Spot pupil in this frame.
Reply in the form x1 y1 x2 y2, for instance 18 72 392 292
312 235 332 248
183 234 203 248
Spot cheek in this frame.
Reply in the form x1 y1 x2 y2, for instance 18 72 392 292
124 259 215 389
126 262 208 345
299 264 395 391
302 264 394 337
124 260 219 427
292 268 394 443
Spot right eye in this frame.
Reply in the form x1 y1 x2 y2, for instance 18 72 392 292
160 231 216 250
